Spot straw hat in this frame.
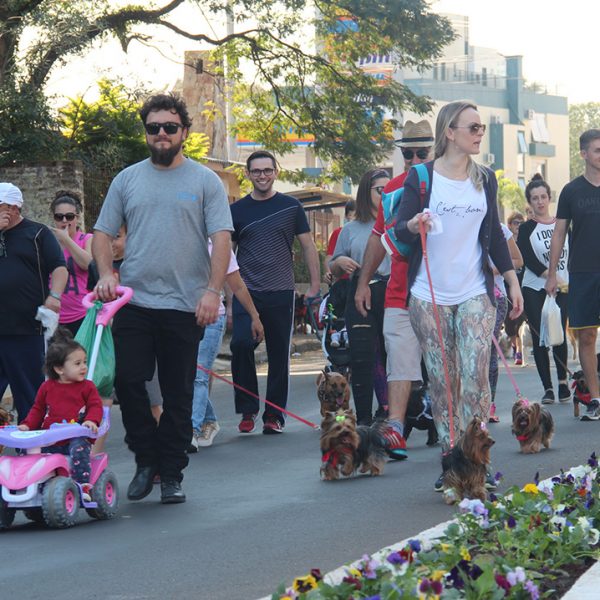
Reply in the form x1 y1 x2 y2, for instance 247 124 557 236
396 120 434 148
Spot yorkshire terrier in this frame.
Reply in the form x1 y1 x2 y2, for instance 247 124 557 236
511 399 554 453
320 409 387 480
571 369 591 418
441 417 495 504
404 385 438 446
316 370 350 417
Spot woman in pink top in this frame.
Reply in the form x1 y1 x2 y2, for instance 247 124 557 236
50 190 92 335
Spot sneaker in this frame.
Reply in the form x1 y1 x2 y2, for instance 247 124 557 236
488 403 500 423
238 413 258 433
187 429 201 453
197 421 220 447
382 426 407 460
81 483 92 502
263 415 284 434
485 472 498 490
541 389 555 404
581 399 600 421
558 383 571 403
434 473 444 492
514 352 523 366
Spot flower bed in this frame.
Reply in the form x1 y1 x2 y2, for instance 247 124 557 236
271 455 600 599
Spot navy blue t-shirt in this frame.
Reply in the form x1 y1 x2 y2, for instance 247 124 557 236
0 219 65 335
230 192 310 292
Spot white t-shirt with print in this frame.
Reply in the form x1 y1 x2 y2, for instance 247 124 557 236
208 240 239 316
411 172 487 305
491 223 512 297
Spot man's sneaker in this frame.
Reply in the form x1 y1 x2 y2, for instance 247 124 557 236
263 416 284 434
197 421 220 447
382 426 407 460
558 383 571 403
541 389 555 404
488 403 500 423
238 413 258 433
581 399 600 421
514 352 523 366
434 473 444 492
485 472 498 490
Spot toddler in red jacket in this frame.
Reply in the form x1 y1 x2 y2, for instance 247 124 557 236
19 328 103 500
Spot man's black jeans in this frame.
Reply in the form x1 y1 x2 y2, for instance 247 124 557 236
113 304 203 482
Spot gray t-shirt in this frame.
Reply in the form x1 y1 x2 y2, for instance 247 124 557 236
331 219 391 277
94 158 233 312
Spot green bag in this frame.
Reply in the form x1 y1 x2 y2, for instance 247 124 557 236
75 301 115 397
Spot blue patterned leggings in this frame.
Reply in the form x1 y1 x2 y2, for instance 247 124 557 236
409 294 496 453
45 436 92 484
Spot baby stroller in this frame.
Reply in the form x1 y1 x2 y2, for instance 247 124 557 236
0 286 132 529
306 294 351 381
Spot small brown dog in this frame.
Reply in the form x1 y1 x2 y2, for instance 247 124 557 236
511 399 554 454
320 409 387 480
316 370 350 417
441 417 495 504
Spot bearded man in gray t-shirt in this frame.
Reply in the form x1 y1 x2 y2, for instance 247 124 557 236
93 93 233 505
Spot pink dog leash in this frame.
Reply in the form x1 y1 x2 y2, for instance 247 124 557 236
492 333 528 405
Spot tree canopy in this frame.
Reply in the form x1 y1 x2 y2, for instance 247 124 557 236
0 1 454 179
569 102 600 179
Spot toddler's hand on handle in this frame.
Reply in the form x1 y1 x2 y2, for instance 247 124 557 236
83 420 98 433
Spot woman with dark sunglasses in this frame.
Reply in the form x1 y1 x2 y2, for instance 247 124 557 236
395 100 523 492
330 168 391 425
49 190 93 336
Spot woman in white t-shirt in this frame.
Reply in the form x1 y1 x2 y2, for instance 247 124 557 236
395 101 524 489
517 174 570 404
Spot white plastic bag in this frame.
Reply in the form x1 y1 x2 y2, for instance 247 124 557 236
539 295 564 347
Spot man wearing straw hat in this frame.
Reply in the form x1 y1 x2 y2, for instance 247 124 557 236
354 119 434 459
0 183 67 421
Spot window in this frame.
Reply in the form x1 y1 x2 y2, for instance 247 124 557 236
517 131 528 154
531 114 550 143
518 177 526 190
517 153 525 174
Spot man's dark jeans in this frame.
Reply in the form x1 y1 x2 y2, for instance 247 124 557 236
113 304 203 482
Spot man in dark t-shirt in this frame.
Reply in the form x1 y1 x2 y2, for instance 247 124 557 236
546 129 600 420
0 183 67 420
230 150 321 434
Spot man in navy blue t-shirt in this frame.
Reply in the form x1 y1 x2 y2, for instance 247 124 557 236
230 150 321 434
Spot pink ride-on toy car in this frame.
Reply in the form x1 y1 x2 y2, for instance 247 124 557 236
0 410 116 529
0 286 133 530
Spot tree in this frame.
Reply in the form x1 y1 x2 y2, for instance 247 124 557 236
496 170 526 214
0 1 453 177
569 102 600 179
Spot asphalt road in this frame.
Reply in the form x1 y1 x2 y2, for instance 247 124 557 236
2 349 598 600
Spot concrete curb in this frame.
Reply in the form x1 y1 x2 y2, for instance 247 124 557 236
257 467 597 599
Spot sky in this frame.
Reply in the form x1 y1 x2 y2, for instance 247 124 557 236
45 0 599 105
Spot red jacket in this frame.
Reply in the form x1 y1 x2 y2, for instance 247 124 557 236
22 379 103 430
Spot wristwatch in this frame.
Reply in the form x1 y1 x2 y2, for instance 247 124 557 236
49 291 62 301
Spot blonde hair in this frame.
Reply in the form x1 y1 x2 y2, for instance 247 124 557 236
434 100 488 191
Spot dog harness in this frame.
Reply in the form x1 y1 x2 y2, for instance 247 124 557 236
572 381 591 405
516 434 529 442
322 447 352 467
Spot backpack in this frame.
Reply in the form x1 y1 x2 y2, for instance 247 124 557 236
380 162 430 258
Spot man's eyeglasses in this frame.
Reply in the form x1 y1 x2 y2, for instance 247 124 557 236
371 186 385 196
249 168 275 177
401 149 430 161
144 122 184 135
450 123 487 135
53 212 77 222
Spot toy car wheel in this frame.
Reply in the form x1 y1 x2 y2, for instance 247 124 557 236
41 476 80 528
0 490 15 530
23 508 45 524
86 469 119 520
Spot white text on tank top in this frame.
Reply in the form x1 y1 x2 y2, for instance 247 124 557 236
411 172 487 305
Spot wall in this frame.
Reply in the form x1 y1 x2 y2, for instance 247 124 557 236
0 161 84 228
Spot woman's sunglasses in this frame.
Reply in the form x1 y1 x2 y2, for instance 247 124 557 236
54 212 77 222
401 149 430 161
450 123 487 135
